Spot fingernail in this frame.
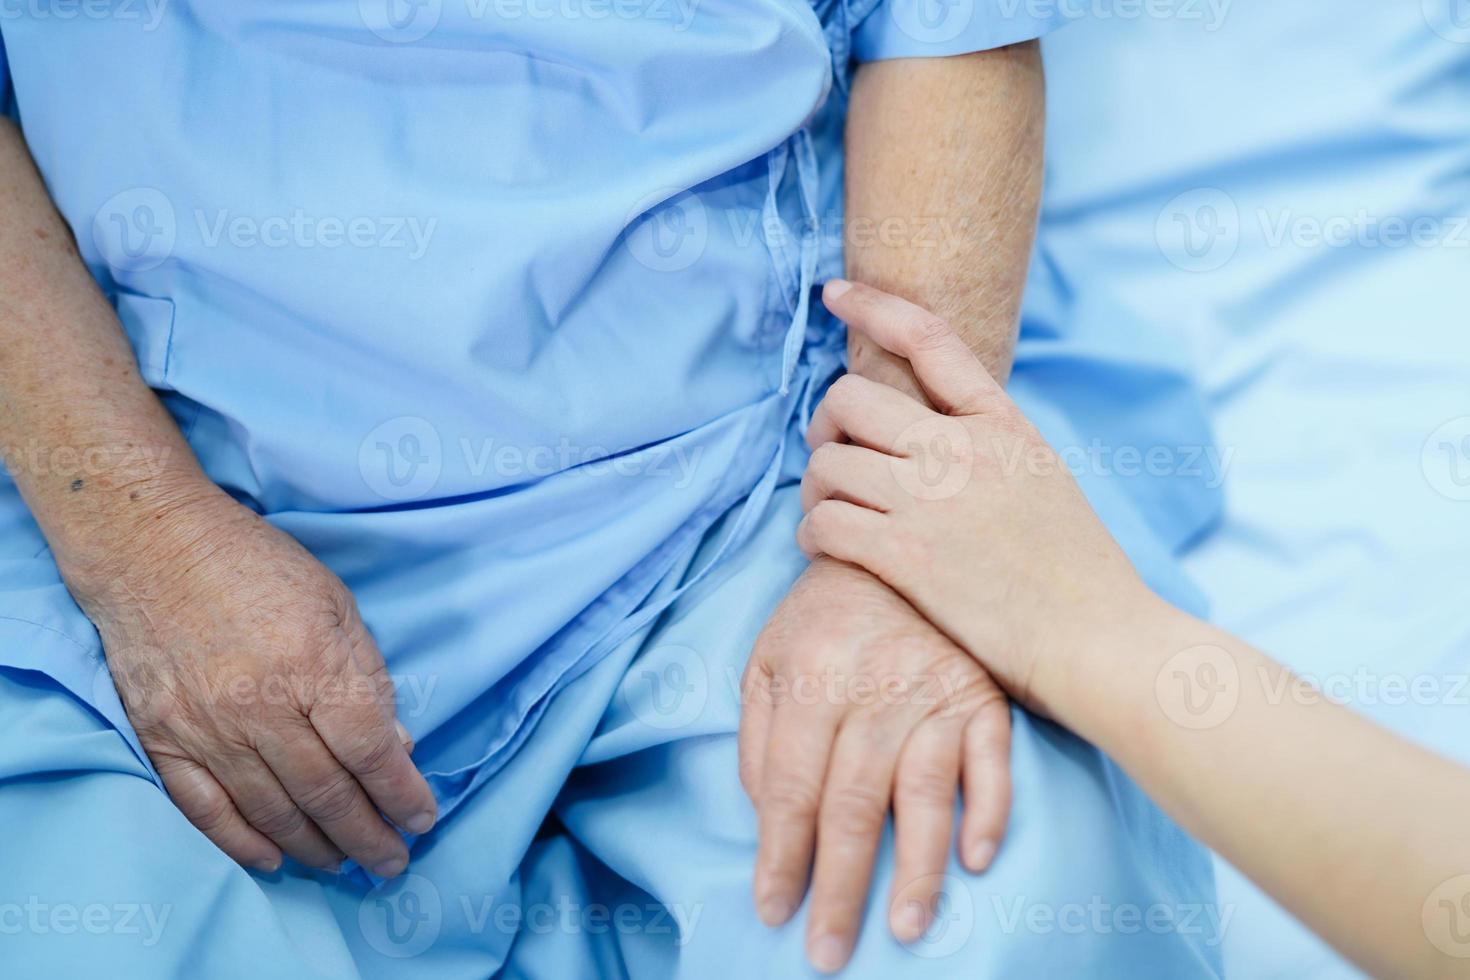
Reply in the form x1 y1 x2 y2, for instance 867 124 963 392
372 858 407 878
405 810 435 835
824 278 852 300
395 720 414 749
758 896 793 927
809 933 850 974
966 838 997 872
894 900 927 943
254 856 282 874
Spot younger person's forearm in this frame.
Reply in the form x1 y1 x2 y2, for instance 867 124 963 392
0 119 211 591
1057 595 1470 980
800 277 1470 978
843 43 1045 391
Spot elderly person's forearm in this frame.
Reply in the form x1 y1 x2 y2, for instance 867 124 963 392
843 41 1045 389
0 117 435 874
0 117 212 589
741 45 1048 972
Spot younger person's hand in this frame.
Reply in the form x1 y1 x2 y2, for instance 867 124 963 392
798 279 1148 716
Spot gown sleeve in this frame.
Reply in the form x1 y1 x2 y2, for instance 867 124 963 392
851 0 1072 60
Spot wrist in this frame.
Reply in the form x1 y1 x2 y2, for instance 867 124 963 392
1029 580 1177 741
49 458 230 609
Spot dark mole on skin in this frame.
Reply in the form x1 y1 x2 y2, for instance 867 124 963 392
70 479 84 492
130 491 140 501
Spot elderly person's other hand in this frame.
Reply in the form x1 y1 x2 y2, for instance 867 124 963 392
66 483 437 877
0 116 435 878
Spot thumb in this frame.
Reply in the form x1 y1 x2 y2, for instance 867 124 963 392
822 279 1006 417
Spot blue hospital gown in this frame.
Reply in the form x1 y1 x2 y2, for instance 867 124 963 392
1 4 1222 977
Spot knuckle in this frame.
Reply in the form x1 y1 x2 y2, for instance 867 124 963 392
808 441 842 475
294 768 363 823
966 733 1009 769
125 696 173 731
738 757 762 799
796 517 819 557
826 373 863 406
822 784 888 839
967 695 1013 733
331 584 363 620
740 660 773 702
907 314 954 352
808 500 843 534
787 643 833 679
762 780 822 820
897 764 956 807
748 631 786 676
341 722 401 778
244 796 307 838
798 471 817 505
185 791 238 835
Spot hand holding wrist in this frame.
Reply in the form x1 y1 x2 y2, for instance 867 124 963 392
801 280 1176 728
